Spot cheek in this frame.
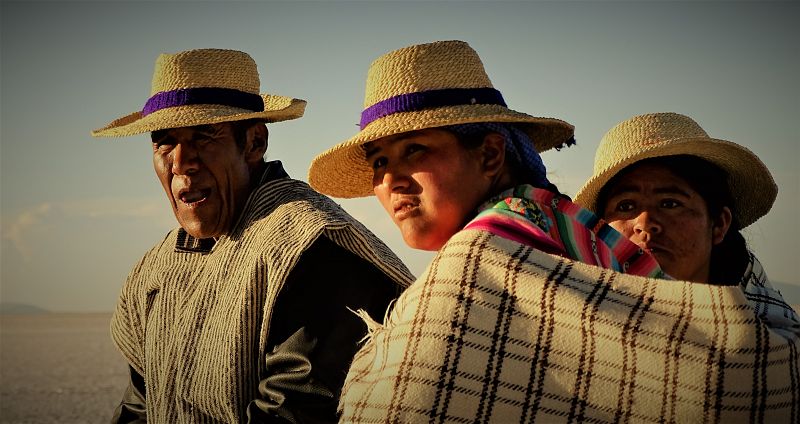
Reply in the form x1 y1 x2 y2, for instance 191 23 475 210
607 219 631 236
215 157 248 193
432 191 476 235
679 218 712 247
372 182 391 210
153 157 173 191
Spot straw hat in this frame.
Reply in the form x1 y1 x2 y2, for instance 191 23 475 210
574 112 777 228
92 48 306 137
308 40 575 198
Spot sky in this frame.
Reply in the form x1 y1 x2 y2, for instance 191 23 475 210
1 1 798 312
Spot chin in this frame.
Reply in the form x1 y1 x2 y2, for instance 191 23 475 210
180 221 223 239
403 235 445 252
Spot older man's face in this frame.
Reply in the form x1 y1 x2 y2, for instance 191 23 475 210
151 122 260 239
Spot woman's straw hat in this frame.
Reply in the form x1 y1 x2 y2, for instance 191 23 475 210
92 48 306 137
308 40 575 198
574 112 777 228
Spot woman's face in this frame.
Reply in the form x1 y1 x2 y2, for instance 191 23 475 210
600 162 731 283
367 129 494 251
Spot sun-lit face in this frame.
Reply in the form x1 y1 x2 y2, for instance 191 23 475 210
600 162 729 283
151 122 258 239
367 129 493 251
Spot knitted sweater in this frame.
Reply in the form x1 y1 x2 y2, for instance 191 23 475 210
110 169 413 423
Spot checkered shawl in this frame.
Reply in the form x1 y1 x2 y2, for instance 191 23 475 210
738 252 800 340
339 229 799 423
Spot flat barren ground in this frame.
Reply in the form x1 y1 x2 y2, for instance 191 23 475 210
0 313 127 423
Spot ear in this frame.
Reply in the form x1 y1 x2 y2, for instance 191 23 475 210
478 132 506 178
711 205 733 245
244 123 269 166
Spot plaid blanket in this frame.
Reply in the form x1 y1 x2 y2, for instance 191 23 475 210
738 252 799 340
340 229 799 423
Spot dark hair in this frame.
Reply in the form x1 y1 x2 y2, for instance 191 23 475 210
230 118 268 150
448 128 563 196
598 155 747 285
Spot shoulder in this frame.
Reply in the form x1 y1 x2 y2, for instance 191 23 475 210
245 178 360 229
245 179 414 286
119 228 182 297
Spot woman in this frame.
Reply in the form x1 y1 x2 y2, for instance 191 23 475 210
574 112 799 337
309 41 798 422
309 41 663 278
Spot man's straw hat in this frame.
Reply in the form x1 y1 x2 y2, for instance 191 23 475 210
92 48 306 137
574 112 777 228
308 40 575 198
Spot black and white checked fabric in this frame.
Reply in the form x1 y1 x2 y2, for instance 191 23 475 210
340 229 799 423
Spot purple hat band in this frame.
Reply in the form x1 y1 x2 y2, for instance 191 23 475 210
141 87 264 117
359 87 506 129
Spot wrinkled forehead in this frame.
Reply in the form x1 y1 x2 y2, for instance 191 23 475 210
150 122 237 142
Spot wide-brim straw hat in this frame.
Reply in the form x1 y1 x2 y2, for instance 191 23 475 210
92 48 306 137
308 40 575 198
574 112 777 228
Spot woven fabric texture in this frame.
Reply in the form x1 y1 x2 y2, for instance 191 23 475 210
340 229 799 423
110 178 414 423
92 49 306 137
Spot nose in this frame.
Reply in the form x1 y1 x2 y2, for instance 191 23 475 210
378 164 411 193
171 142 200 175
632 210 662 239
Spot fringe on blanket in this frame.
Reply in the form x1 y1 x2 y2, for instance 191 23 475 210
348 298 396 344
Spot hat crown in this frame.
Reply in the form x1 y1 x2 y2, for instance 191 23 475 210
363 40 494 108
594 112 709 173
150 48 261 95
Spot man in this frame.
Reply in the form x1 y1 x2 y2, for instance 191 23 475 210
92 48 413 423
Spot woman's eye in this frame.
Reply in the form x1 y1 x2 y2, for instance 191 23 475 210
372 157 387 170
406 144 426 155
193 136 213 146
661 199 681 208
615 200 635 212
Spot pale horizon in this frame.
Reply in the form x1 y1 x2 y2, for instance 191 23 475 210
2 1 798 312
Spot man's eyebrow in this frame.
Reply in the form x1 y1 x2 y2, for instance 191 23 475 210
193 124 217 135
151 130 169 143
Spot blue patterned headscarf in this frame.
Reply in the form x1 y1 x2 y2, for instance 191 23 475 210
445 123 551 189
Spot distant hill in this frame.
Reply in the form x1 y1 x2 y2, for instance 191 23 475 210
0 303 50 315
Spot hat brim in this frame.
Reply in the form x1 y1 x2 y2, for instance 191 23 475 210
92 94 306 137
573 137 777 228
308 104 574 198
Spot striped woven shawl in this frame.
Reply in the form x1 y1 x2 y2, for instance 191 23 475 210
339 229 799 423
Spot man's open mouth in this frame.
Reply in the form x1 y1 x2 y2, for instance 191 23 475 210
178 188 211 206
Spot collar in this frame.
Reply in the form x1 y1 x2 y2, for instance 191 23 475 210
174 160 289 253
